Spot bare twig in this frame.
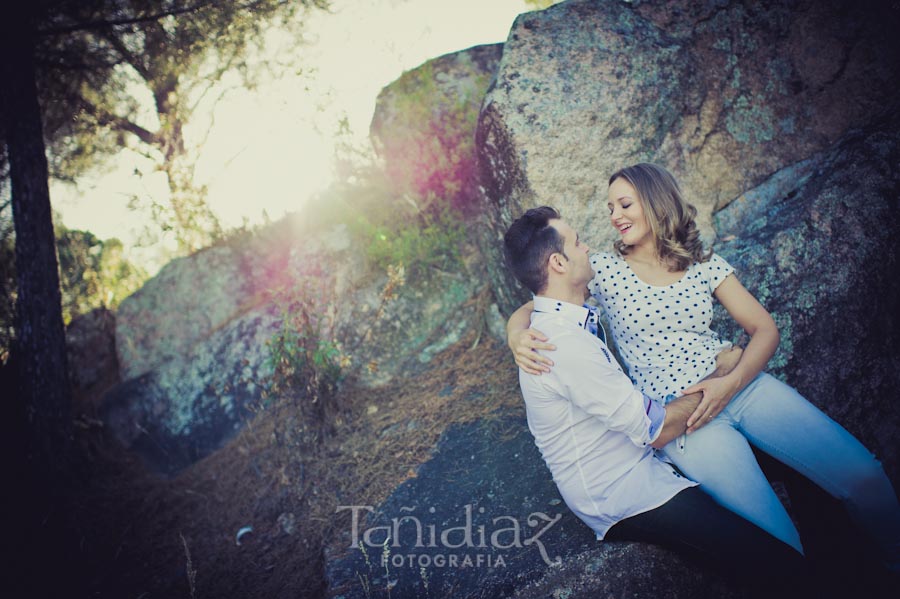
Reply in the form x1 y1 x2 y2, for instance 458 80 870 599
180 532 198 599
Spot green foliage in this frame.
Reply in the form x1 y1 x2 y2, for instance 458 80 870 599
266 310 344 401
523 0 562 9
55 224 149 324
353 203 466 275
38 0 328 172
0 0 330 255
261 277 350 450
0 211 14 363
264 273 347 403
0 217 149 361
307 173 467 278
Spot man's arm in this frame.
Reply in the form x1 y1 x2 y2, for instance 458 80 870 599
650 395 702 448
651 347 743 448
554 332 664 448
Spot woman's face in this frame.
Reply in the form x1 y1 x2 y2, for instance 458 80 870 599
607 177 651 248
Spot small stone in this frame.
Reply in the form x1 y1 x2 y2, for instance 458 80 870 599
277 512 297 535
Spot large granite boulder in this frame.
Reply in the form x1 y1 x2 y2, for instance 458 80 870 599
712 106 900 483
325 417 746 598
370 44 502 212
101 302 282 474
103 217 484 473
65 306 119 407
103 35 517 474
476 0 900 315
113 234 296 382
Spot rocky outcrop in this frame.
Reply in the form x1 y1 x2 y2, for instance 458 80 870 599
114 235 292 382
371 44 502 212
86 2 900 592
476 0 900 314
102 302 282 474
103 218 484 473
66 306 119 407
712 107 900 483
325 417 746 598
322 1 900 593
472 0 900 490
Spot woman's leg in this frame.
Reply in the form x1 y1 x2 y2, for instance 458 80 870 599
725 372 900 571
659 416 805 553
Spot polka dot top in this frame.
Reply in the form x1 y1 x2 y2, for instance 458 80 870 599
587 252 734 403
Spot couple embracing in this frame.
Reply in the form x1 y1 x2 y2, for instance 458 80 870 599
502 163 900 590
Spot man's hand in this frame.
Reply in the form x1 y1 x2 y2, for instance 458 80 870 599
510 327 556 375
650 347 744 447
684 346 743 434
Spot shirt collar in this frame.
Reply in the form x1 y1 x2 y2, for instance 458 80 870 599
533 296 592 329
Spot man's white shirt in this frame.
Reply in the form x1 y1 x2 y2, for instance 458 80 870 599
519 296 697 538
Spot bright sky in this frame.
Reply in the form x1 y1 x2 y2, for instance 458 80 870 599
52 0 533 273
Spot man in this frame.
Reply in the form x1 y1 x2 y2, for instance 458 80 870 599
503 206 803 584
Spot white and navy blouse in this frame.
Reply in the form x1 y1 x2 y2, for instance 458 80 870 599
588 252 735 403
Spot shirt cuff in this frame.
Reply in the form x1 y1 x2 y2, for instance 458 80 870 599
644 396 666 443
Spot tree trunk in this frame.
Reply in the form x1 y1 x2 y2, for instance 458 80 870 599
0 5 72 476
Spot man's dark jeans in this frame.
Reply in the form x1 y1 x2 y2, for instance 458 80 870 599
605 486 806 591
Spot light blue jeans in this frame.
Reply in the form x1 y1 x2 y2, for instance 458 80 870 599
660 372 900 570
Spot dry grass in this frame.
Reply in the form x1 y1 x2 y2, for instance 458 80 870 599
65 326 524 598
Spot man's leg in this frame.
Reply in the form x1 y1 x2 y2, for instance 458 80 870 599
659 416 804 553
605 486 804 588
727 372 900 571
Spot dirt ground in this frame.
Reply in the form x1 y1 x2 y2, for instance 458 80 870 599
7 330 522 599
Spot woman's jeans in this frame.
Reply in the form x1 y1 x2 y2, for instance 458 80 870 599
659 372 900 570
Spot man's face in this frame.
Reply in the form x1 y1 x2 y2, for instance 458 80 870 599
550 219 593 285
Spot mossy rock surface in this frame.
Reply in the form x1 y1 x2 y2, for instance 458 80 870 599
476 0 900 315
371 43 502 212
713 107 900 484
324 417 747 599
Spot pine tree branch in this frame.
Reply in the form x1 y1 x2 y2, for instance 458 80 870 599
113 118 159 147
80 99 159 147
192 85 230 152
38 0 293 36
96 29 151 81
186 43 243 115
39 1 220 36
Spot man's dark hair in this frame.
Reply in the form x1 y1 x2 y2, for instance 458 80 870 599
503 206 565 294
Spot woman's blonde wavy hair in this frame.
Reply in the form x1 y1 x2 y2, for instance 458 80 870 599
609 163 711 271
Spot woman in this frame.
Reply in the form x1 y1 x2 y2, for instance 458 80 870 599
507 163 900 569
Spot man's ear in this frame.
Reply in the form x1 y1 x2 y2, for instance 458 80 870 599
548 252 566 275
